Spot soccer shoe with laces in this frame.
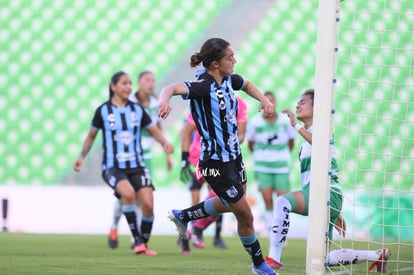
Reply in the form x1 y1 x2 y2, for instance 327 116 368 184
168 210 189 240
368 248 390 273
265 256 284 270
108 229 118 249
251 261 278 275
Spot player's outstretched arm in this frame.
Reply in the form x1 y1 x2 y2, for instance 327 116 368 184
241 80 273 118
158 82 188 119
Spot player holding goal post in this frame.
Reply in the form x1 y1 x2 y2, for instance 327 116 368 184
266 89 390 272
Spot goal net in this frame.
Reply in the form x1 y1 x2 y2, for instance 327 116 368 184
309 0 414 274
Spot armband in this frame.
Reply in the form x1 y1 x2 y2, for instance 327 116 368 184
295 124 303 131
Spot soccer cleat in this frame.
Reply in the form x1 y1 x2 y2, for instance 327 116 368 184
213 236 227 249
191 227 205 249
168 210 189 240
134 243 146 254
265 256 284 270
368 248 390 273
251 261 278 275
177 238 192 255
143 247 157 256
108 229 118 249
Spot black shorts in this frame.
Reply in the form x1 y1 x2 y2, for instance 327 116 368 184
198 155 246 204
102 167 154 198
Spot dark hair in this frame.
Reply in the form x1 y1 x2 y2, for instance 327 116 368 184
109 71 127 99
264 91 275 98
302 89 314 105
190 38 230 68
137 70 152 81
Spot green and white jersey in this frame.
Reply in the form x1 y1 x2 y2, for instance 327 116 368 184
299 125 340 189
129 93 160 160
246 113 296 174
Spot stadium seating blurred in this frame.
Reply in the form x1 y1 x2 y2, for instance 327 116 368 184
0 0 412 198
0 0 230 185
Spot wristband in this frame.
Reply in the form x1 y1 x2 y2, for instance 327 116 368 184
181 152 189 161
294 124 303 131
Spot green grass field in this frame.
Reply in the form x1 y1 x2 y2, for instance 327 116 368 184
0 233 412 274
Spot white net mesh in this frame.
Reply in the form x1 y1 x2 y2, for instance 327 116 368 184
327 0 414 273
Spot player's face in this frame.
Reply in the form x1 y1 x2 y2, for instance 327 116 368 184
296 94 313 121
112 74 132 100
138 72 155 96
218 46 236 76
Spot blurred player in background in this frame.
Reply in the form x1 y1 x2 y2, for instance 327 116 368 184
107 70 173 249
246 91 296 236
73 71 173 256
266 89 389 272
158 38 277 275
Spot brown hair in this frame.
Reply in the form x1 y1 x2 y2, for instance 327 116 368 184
190 38 230 68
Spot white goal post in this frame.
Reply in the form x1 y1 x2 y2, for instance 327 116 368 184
307 0 414 274
305 0 339 274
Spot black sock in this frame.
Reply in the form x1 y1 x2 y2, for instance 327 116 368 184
124 211 142 244
181 201 209 222
140 219 153 244
243 239 264 267
215 215 223 238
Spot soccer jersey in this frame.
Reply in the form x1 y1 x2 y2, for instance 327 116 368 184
246 113 296 174
299 126 340 189
182 72 245 162
186 96 248 165
128 93 161 160
91 100 153 170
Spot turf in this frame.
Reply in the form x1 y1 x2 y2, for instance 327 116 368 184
0 233 412 274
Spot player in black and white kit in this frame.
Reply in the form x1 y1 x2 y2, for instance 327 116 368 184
158 38 277 275
74 71 173 256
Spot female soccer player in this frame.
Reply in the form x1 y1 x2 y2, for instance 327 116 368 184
107 70 173 249
73 71 173 256
266 89 389 272
180 95 248 252
158 38 277 275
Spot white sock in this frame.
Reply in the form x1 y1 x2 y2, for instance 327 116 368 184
328 249 380 266
110 200 123 230
264 210 273 236
268 196 291 262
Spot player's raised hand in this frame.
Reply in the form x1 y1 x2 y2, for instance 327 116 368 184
258 96 274 118
282 109 297 127
158 100 171 119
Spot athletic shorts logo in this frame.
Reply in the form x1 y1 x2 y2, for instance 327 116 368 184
225 186 238 198
200 167 220 177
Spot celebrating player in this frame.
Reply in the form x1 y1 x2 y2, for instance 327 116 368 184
158 38 277 275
